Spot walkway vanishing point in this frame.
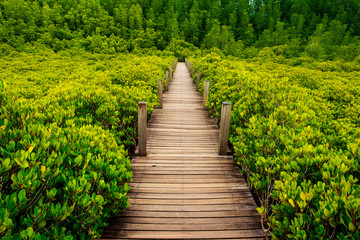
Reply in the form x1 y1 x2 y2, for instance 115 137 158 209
102 63 265 239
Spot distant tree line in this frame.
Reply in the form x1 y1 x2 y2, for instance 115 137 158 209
0 0 359 59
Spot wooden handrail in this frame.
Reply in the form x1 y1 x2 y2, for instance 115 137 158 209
139 58 177 156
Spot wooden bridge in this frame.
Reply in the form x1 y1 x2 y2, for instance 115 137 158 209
101 62 265 239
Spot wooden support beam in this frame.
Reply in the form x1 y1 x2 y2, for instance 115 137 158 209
203 80 210 110
218 102 232 155
196 72 200 91
169 66 173 81
165 70 169 91
138 102 147 156
158 79 163 109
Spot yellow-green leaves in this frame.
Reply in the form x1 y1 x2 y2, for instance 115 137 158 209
289 199 295 208
257 206 265 214
191 53 360 239
0 52 170 239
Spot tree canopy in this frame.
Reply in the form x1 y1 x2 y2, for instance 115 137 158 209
0 0 359 59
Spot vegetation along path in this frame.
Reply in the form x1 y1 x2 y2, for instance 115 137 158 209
101 63 265 239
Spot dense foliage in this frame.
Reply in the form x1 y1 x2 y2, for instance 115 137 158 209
0 0 359 60
0 51 174 239
1 0 359 239
190 53 360 239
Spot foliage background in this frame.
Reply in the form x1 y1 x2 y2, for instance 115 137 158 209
0 0 359 60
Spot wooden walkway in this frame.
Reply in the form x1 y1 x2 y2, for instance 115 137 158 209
102 63 265 239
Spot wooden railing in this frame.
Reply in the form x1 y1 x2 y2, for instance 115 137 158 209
137 57 178 156
185 58 232 156
137 57 230 157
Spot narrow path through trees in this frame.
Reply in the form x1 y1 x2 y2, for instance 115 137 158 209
101 63 265 239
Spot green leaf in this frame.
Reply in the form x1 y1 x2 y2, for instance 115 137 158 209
9 141 15 151
289 199 295 208
18 189 26 203
300 192 306 202
257 206 265 214
349 222 355 232
26 227 34 237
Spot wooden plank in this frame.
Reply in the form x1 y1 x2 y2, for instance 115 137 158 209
127 187 250 194
131 163 237 167
121 210 259 218
101 229 265 239
128 182 244 188
105 222 261 231
129 174 245 181
128 198 255 205
128 192 253 199
109 216 261 225
127 203 257 212
133 156 234 160
130 166 237 170
131 178 244 184
130 170 241 175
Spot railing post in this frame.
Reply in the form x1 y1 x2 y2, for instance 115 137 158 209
203 80 210 109
196 72 200 91
138 102 147 156
158 79 163 109
193 67 196 78
165 70 169 91
218 102 232 155
169 66 172 81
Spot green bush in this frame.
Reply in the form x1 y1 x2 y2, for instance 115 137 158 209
0 81 132 239
37 84 157 151
191 54 360 239
0 52 176 239
165 39 199 61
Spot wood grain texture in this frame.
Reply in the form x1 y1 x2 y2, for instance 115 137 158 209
101 62 264 239
165 70 169 91
218 102 232 155
196 71 200 91
138 102 147 156
203 79 210 110
158 79 163 109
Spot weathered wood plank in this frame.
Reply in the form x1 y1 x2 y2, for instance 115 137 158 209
128 198 256 205
102 229 265 239
128 192 254 199
127 203 258 212
127 187 250 195
109 216 261 225
105 222 261 231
